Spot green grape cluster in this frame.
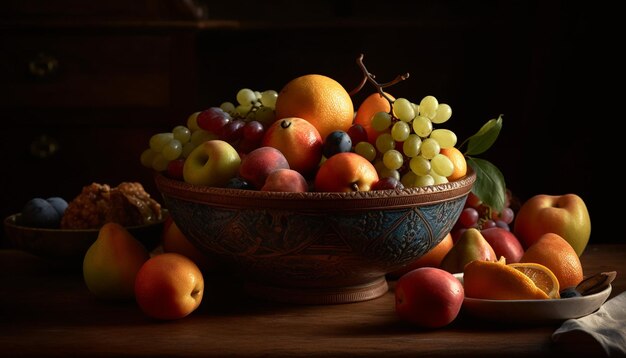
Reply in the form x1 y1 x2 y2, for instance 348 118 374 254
354 95 457 188
139 88 277 174
221 88 278 127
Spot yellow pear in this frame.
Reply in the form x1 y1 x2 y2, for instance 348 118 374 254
440 228 497 274
83 222 150 300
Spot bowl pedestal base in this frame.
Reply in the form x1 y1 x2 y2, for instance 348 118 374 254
243 277 389 305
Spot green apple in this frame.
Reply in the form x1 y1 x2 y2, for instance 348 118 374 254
83 222 150 300
183 140 241 187
513 193 591 256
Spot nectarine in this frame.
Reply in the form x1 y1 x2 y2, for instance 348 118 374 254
135 253 204 320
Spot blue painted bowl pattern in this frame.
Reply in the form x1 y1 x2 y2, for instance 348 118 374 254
164 195 466 287
156 169 475 290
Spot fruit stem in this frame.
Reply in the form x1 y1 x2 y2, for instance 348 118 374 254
350 182 360 191
280 119 292 129
349 53 410 110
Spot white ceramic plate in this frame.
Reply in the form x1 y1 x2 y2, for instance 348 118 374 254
454 273 612 323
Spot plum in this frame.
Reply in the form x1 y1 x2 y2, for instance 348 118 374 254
46 197 68 217
322 130 352 158
19 198 62 228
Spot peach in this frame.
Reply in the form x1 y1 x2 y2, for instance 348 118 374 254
314 152 379 192
134 253 204 320
238 146 290 189
262 117 323 176
261 168 309 192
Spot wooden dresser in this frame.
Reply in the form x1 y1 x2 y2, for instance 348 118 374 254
0 1 237 244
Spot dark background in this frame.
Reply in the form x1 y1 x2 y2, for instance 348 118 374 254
1 1 598 243
194 0 596 240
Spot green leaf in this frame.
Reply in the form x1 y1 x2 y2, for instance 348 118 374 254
466 157 506 212
463 115 503 156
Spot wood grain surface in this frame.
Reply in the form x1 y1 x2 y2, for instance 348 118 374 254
1 244 623 357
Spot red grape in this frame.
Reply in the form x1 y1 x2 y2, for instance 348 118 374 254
347 123 368 145
197 107 231 134
242 120 265 142
220 119 246 142
465 192 482 208
458 207 479 228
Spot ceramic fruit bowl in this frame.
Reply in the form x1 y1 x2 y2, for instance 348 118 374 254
3 212 166 264
155 168 476 304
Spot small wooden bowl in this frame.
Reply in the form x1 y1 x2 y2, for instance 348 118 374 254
3 212 165 264
155 169 476 304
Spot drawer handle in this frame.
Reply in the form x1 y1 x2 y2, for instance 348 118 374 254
30 134 59 159
28 53 59 78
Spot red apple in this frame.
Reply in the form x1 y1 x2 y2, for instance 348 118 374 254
395 267 464 328
183 140 241 187
262 117 323 176
238 146 290 189
480 227 524 263
314 152 379 192
513 193 591 256
261 168 309 192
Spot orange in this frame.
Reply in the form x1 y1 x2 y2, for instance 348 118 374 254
463 257 560 300
388 233 454 278
275 74 354 140
353 92 394 144
509 263 560 299
440 147 467 181
519 232 584 289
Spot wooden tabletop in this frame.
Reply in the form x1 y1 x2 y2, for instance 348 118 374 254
1 244 623 357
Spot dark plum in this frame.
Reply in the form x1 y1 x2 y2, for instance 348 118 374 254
46 197 68 217
322 130 352 158
225 177 254 190
19 198 61 228
559 287 582 298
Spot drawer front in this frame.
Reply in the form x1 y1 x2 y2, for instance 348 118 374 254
0 34 172 108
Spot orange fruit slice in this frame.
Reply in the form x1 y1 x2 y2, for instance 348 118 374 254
464 257 560 300
509 263 560 299
275 74 354 140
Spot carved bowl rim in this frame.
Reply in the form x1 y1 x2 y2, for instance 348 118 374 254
155 167 476 211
